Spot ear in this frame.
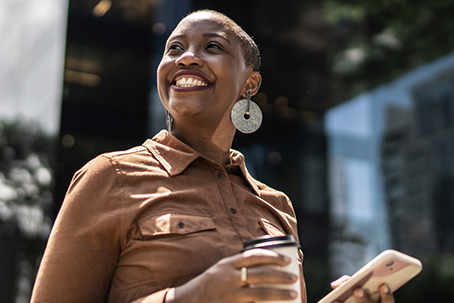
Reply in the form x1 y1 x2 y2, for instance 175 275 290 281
242 71 262 98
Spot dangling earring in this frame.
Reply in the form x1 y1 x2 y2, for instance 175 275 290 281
231 91 263 134
166 110 173 132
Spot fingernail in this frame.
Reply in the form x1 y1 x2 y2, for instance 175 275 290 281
289 290 298 298
381 284 390 294
354 288 364 298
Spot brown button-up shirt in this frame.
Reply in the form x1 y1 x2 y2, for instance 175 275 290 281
31 130 304 303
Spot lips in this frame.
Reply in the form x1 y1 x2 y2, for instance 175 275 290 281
170 70 213 89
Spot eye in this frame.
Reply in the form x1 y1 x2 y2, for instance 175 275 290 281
206 42 223 50
167 43 184 52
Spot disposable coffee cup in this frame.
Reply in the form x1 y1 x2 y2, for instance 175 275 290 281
243 234 301 303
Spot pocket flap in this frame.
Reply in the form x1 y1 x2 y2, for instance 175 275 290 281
139 213 216 237
259 218 286 237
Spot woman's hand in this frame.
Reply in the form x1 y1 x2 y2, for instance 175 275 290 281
330 276 395 303
167 249 300 303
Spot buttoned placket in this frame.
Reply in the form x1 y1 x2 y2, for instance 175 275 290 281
209 163 252 242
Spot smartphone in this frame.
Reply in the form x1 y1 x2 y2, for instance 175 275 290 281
317 249 422 303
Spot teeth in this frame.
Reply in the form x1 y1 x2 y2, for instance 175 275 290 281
175 76 208 88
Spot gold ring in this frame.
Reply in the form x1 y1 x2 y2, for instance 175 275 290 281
240 267 247 283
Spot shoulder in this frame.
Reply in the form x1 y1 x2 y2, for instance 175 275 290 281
246 174 290 201
82 144 165 176
100 145 153 165
252 178 295 212
254 178 288 198
72 146 145 176
62 144 165 218
69 143 165 192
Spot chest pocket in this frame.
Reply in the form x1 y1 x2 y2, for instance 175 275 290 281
138 213 216 237
135 213 220 290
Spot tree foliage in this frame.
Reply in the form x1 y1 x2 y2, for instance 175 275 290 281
0 120 54 237
322 0 454 103
0 119 55 301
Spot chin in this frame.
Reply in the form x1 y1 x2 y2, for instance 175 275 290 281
169 101 206 117
171 106 204 117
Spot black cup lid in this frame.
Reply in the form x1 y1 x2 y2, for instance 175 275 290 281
243 234 300 251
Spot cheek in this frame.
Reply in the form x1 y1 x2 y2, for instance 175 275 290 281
157 57 173 79
217 61 244 85
224 65 248 93
156 62 166 86
156 59 171 100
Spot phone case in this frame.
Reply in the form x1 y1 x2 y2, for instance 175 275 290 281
317 249 422 303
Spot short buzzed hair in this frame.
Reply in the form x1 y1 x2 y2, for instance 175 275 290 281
181 10 261 72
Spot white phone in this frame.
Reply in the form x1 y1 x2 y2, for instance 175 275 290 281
317 249 422 303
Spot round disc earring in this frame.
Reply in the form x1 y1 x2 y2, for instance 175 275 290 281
231 91 263 134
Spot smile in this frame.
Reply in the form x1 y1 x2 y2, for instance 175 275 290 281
174 76 209 88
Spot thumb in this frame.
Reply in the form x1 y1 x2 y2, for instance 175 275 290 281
330 275 350 289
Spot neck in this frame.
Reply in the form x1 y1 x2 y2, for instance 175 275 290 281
171 125 236 165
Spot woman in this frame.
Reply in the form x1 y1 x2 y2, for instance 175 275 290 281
31 10 394 303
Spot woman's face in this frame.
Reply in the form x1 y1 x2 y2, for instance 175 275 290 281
157 13 256 130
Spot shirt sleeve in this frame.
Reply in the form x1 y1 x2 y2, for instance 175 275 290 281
31 155 121 302
30 155 168 303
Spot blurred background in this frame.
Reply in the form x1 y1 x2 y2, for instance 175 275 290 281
1 0 454 302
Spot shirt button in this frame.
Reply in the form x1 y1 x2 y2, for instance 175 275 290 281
178 222 185 228
230 208 237 214
217 173 224 179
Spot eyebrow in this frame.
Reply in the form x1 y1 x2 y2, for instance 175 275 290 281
167 32 232 45
202 32 231 45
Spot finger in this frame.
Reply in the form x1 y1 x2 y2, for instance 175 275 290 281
245 267 298 285
233 249 292 269
239 286 298 302
352 284 395 303
352 287 379 303
352 288 370 303
378 284 395 303
330 275 350 289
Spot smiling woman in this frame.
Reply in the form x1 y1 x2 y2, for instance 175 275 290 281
30 9 394 303
155 11 263 164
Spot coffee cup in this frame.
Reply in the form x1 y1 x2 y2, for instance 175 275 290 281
243 234 301 303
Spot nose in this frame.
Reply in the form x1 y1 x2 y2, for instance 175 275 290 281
175 51 203 67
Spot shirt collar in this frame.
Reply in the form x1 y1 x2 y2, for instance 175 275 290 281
228 149 261 196
143 130 199 176
142 130 261 196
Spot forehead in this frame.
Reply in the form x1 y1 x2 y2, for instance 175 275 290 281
170 13 235 41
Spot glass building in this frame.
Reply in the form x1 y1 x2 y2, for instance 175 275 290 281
326 51 454 274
